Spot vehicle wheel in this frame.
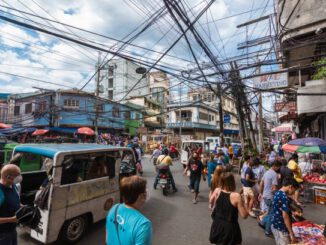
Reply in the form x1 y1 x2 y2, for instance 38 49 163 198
59 215 88 244
162 188 167 196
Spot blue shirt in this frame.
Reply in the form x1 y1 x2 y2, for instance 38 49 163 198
271 190 290 233
0 184 20 232
106 204 152 245
243 167 255 187
207 161 217 187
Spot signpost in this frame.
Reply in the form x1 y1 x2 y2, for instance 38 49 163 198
254 72 288 90
274 101 297 112
223 114 231 123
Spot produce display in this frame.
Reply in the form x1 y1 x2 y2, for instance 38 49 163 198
303 173 326 184
292 220 326 245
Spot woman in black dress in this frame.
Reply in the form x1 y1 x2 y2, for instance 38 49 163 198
209 172 249 245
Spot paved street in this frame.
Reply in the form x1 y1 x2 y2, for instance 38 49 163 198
18 156 325 245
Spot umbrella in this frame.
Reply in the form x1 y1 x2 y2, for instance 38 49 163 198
0 123 12 129
282 137 326 154
77 127 95 136
32 129 49 136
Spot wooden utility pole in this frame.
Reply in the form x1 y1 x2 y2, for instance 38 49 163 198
257 58 264 153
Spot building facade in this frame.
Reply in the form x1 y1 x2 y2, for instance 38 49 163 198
98 58 149 102
7 90 143 136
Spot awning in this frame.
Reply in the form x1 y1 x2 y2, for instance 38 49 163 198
271 123 293 133
32 129 49 136
46 127 77 134
0 127 37 136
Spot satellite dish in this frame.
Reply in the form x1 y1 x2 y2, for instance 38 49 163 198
136 67 147 74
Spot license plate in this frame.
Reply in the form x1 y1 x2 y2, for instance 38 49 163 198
159 179 167 184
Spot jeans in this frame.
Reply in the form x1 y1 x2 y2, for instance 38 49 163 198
260 198 273 235
271 226 290 245
154 168 176 190
190 175 201 193
0 229 17 245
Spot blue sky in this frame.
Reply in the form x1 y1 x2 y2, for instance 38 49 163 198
0 0 275 94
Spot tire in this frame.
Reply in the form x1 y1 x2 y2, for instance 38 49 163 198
162 188 167 196
59 215 89 244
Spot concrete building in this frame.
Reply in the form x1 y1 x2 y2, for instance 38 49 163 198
0 93 10 123
7 90 143 136
98 58 149 102
167 88 240 140
277 0 326 139
149 71 170 125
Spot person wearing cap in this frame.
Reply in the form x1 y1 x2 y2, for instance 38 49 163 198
0 164 22 245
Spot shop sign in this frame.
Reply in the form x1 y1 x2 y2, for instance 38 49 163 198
254 72 288 89
274 101 297 112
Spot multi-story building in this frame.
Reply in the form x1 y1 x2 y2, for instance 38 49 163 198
98 58 149 102
149 71 170 126
0 93 10 123
167 88 240 140
277 0 326 139
7 90 143 136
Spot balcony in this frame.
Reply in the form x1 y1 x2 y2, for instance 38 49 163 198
175 117 192 122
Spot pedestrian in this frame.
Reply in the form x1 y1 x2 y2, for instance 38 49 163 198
184 152 203 204
208 165 224 208
271 178 300 245
240 155 250 185
252 157 265 210
267 146 276 166
207 154 218 187
221 144 229 156
277 143 284 158
258 160 282 237
287 153 303 205
242 160 257 217
150 145 161 173
0 164 22 245
228 144 233 163
106 176 152 245
209 172 249 245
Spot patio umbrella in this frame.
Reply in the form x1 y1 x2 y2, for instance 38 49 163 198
77 127 95 136
0 123 12 129
32 129 49 136
282 137 326 154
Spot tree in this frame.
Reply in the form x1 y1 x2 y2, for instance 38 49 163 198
312 57 326 80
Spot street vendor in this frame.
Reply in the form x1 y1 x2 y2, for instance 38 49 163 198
287 153 304 205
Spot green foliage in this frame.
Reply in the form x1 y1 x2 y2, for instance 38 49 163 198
312 57 326 80
243 138 258 158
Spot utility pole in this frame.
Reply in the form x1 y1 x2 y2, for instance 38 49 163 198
179 82 182 145
217 85 224 146
257 58 264 153
94 51 101 143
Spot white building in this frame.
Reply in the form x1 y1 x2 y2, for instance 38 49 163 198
98 58 149 102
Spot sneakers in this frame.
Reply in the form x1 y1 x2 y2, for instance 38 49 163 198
192 199 197 204
264 233 274 239
173 188 178 192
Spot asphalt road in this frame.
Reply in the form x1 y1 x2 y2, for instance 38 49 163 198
18 156 325 245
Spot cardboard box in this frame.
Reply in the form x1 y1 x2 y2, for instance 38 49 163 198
313 186 326 206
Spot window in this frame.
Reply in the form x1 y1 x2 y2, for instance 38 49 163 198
108 66 114 76
63 99 80 110
94 104 104 113
124 111 131 120
25 103 32 114
136 113 140 120
37 101 47 112
108 90 113 100
193 95 197 101
199 112 209 121
112 106 120 117
108 78 113 88
60 151 121 185
14 106 20 116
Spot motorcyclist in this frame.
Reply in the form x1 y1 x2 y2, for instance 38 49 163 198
153 148 177 192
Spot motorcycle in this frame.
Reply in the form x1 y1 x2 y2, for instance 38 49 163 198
158 169 171 196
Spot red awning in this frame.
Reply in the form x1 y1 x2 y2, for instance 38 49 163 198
77 127 95 136
0 123 12 129
32 129 49 136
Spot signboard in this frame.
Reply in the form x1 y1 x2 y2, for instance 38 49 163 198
223 114 231 123
274 101 297 112
254 72 288 90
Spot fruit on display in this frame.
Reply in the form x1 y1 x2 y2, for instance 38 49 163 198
303 173 326 184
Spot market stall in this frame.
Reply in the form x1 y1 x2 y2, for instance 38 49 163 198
283 137 326 205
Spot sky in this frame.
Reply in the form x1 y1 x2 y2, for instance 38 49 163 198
0 0 275 95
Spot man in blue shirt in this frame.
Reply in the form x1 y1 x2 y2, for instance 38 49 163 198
242 161 257 217
271 178 299 245
106 176 152 245
0 164 22 245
